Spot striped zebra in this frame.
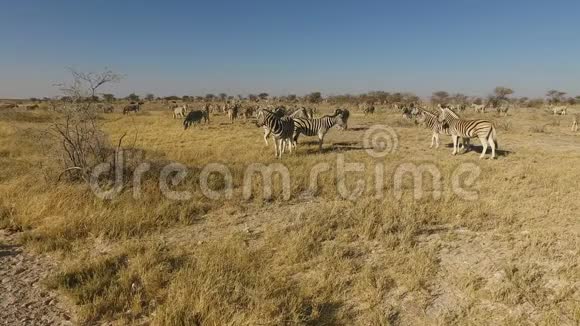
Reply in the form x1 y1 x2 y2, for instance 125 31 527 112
292 109 349 152
438 107 498 159
551 105 567 115
256 109 295 158
415 109 470 150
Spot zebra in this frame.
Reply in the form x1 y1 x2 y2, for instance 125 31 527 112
289 107 313 119
226 103 239 123
256 109 295 158
173 105 187 119
496 104 509 116
359 103 375 115
552 105 567 115
471 103 485 113
572 115 578 132
438 107 498 159
272 106 288 117
183 110 209 129
292 109 350 152
363 104 375 115
241 105 256 119
123 102 140 114
415 109 470 150
401 106 419 119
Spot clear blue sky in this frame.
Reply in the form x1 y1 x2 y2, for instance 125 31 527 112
1 0 579 98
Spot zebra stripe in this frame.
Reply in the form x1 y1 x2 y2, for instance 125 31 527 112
416 109 470 150
439 108 498 159
292 109 349 151
256 109 295 158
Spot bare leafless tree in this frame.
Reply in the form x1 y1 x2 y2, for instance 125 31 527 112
48 68 123 182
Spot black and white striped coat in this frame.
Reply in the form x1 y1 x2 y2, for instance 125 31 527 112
415 109 469 150
256 109 295 158
438 107 498 159
292 109 349 151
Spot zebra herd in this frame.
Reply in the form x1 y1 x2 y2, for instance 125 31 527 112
411 105 498 159
256 107 350 158
129 99 580 160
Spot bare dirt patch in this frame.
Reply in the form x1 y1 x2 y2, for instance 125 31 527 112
0 230 75 325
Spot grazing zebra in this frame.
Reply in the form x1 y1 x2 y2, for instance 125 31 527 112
292 109 350 152
183 110 209 129
256 109 295 158
552 105 567 115
401 106 419 119
173 105 187 119
572 115 578 132
123 103 140 114
415 109 470 150
438 107 498 159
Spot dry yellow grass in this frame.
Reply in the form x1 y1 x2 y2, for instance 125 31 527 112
0 103 579 325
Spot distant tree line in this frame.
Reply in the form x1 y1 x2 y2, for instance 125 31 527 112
29 86 580 109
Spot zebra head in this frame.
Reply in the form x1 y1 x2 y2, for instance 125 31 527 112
334 109 350 130
437 107 459 123
414 109 428 123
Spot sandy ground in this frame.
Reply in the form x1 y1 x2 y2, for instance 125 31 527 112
0 230 74 325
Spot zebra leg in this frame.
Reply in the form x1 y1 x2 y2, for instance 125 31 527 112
479 136 489 159
292 132 300 150
435 133 440 148
462 138 470 152
452 135 458 155
263 129 270 146
318 134 324 152
281 138 286 154
273 138 279 158
488 134 496 159
430 133 435 148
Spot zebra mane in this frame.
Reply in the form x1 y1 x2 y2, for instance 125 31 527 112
419 108 437 118
443 108 460 119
